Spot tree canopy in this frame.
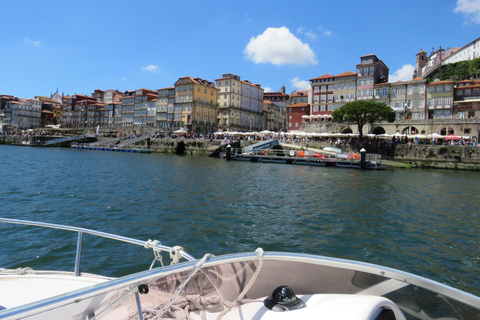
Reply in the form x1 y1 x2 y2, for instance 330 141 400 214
439 58 480 80
331 100 395 140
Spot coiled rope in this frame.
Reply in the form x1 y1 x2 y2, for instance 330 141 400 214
140 248 265 320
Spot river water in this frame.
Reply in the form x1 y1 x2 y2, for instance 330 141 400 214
0 145 479 296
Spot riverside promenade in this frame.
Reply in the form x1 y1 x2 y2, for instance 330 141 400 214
2 133 480 170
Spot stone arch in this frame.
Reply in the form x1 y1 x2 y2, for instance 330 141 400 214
372 126 385 135
440 127 455 135
401 126 418 135
341 128 353 134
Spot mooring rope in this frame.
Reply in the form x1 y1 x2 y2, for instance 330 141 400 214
139 248 265 320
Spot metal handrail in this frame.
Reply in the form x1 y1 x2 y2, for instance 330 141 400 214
0 218 196 276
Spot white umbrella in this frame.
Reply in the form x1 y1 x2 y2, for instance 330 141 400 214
425 133 444 139
174 129 187 134
409 134 426 139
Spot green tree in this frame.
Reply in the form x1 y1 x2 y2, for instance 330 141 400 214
332 100 396 141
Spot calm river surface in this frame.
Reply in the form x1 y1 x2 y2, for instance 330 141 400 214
0 145 479 296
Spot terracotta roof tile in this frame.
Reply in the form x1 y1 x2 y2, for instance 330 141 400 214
309 74 335 81
335 71 356 77
288 102 309 108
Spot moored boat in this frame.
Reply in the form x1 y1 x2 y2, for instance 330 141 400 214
0 218 478 319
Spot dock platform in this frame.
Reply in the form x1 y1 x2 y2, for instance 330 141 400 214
225 148 385 170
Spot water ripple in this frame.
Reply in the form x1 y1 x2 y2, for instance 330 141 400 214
0 145 479 295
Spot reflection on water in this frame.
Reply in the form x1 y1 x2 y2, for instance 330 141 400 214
0 145 479 295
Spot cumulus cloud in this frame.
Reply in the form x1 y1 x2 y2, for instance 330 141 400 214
141 65 161 74
290 77 310 90
454 0 480 24
25 38 42 47
244 27 317 66
263 87 272 93
389 64 415 83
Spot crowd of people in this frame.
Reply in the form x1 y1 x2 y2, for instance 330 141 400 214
2 129 478 148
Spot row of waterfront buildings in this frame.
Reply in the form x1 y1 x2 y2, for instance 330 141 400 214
1 37 480 138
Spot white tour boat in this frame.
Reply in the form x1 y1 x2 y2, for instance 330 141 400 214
0 218 478 320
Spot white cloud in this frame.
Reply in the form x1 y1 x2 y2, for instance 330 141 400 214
290 77 310 90
25 38 42 47
296 27 317 40
323 30 332 36
141 65 161 74
454 0 480 24
389 64 415 83
263 87 272 93
244 27 317 66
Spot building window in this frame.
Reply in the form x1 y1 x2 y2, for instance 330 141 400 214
437 86 443 93
313 105 319 112
444 110 450 117
445 85 451 92
436 98 442 107
457 90 463 95
429 87 435 93
445 97 451 106
420 85 425 93
458 111 466 118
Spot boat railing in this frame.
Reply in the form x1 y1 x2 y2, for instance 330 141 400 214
0 218 196 276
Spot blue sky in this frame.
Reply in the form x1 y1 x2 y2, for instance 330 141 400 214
1 0 480 99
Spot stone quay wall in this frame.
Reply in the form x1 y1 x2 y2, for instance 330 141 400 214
393 144 480 170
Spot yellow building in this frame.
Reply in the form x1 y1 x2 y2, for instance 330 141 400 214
174 77 218 135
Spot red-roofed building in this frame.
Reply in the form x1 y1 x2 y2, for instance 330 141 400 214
356 54 389 101
174 76 218 134
453 80 480 127
133 88 158 126
309 74 335 117
286 102 309 131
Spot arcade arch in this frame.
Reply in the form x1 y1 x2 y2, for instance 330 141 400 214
440 127 455 135
401 126 418 135
372 127 385 135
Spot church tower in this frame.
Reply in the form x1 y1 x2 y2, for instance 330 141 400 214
415 49 427 78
